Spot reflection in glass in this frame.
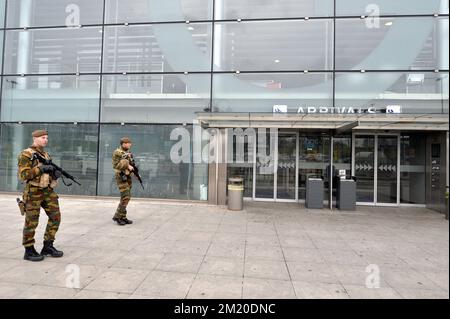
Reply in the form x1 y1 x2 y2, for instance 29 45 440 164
0 0 4 28
400 134 426 204
331 136 352 201
101 74 211 123
336 0 447 16
335 72 449 114
214 20 333 72
277 134 297 200
298 135 330 201
216 0 334 19
0 123 98 196
354 135 375 203
227 131 254 198
97 124 208 200
212 73 333 113
255 129 276 199
333 136 352 176
1 75 100 122
377 136 398 204
103 24 212 73
105 0 212 23
4 27 102 74
336 17 449 70
0 32 3 72
6 0 104 28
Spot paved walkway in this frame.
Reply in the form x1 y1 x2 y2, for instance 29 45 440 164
0 194 448 299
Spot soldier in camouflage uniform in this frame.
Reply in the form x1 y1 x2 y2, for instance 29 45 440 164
18 130 64 262
112 137 134 226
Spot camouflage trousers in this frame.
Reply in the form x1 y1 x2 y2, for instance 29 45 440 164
22 184 61 247
114 173 132 219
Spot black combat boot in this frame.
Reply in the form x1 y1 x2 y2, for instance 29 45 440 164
24 246 44 262
122 218 133 225
112 217 126 226
40 240 64 258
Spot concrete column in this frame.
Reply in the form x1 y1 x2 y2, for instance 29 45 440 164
208 127 227 205
16 0 33 89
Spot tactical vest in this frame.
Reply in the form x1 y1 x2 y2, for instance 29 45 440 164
21 148 58 189
113 148 132 176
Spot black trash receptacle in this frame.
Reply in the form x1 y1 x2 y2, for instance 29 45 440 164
336 176 356 211
306 176 324 209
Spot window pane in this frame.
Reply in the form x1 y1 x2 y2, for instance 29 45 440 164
103 24 212 73
336 17 449 70
227 128 255 198
0 32 3 72
217 0 334 19
333 136 352 175
0 123 98 196
298 135 330 201
212 73 333 112
4 27 102 75
97 124 208 200
6 0 104 28
336 0 448 16
400 134 426 204
354 135 375 203
101 74 211 123
335 72 449 114
255 129 275 199
105 0 212 24
277 134 297 200
214 20 333 71
0 0 5 28
377 136 398 204
1 75 100 122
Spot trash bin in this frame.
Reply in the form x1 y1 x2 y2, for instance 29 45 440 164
336 176 356 211
228 177 244 211
306 176 324 209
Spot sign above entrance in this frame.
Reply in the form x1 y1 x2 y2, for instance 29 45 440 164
272 105 403 114
386 105 402 114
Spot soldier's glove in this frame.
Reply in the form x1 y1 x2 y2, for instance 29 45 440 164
40 165 54 174
53 170 62 179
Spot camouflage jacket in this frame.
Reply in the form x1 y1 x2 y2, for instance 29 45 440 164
17 146 57 188
112 147 133 176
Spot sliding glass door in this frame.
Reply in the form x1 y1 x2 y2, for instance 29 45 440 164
353 134 400 205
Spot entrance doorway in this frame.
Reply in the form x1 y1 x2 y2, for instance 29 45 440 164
352 133 400 205
253 131 331 203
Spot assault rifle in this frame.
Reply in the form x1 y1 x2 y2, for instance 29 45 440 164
32 152 81 186
128 153 144 190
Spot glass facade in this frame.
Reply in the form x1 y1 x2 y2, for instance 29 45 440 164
6 0 103 28
97 124 208 200
0 123 98 196
0 0 448 202
4 27 103 74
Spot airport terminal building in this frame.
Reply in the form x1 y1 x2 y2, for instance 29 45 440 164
0 0 448 213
